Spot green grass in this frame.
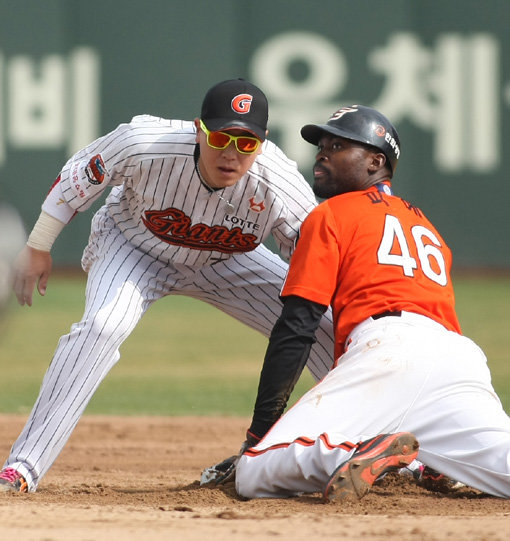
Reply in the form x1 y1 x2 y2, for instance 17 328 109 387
0 273 313 416
0 272 509 416
451 275 510 409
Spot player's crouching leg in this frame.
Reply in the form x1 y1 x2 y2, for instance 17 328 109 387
235 444 330 499
235 454 303 499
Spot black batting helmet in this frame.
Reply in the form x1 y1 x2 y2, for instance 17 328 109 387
301 105 401 173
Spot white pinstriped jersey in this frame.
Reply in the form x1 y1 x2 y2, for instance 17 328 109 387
51 115 318 267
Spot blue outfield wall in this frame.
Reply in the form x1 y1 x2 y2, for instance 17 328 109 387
0 0 509 269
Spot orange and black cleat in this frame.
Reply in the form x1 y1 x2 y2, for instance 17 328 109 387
324 432 419 502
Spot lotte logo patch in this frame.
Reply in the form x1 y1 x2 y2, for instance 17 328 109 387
249 197 265 212
231 94 253 114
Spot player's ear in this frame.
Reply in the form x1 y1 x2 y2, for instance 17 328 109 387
256 129 268 155
194 118 201 143
369 152 386 172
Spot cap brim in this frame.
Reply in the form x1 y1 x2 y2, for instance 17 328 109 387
301 124 346 145
205 118 265 141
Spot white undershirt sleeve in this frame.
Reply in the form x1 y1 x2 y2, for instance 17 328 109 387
41 180 76 223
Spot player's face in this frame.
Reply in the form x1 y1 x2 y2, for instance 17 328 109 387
312 136 382 199
195 119 263 189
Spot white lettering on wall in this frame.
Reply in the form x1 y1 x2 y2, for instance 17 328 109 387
251 31 502 174
251 31 349 169
0 47 100 166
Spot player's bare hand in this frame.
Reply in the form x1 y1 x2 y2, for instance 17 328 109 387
12 246 53 306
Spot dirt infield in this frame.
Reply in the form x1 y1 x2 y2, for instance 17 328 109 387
0 415 509 540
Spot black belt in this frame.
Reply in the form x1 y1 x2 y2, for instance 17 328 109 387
372 310 402 320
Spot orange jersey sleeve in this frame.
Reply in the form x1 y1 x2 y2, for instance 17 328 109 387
282 184 461 358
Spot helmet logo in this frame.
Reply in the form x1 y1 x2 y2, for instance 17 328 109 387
375 125 386 137
328 106 358 121
232 94 253 114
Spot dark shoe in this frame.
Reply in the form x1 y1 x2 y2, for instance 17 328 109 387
324 432 419 502
414 464 465 493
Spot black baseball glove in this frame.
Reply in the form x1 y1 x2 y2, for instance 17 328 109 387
200 434 259 486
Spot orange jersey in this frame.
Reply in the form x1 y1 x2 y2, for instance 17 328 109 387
282 184 461 359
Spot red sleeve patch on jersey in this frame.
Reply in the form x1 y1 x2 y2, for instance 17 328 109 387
85 154 106 185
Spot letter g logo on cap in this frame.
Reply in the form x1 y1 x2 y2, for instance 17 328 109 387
231 93 253 114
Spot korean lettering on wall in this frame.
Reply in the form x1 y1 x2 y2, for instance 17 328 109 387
250 31 503 174
0 47 100 166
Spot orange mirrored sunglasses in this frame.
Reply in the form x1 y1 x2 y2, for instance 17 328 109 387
200 120 261 154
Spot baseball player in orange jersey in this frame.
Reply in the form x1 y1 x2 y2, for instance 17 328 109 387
229 105 510 501
0 79 336 494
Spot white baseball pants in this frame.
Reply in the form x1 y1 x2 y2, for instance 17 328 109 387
236 312 510 499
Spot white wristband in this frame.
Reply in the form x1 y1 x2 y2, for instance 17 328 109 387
27 211 66 252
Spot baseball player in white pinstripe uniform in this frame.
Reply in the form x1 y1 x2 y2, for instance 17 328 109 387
0 79 334 493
